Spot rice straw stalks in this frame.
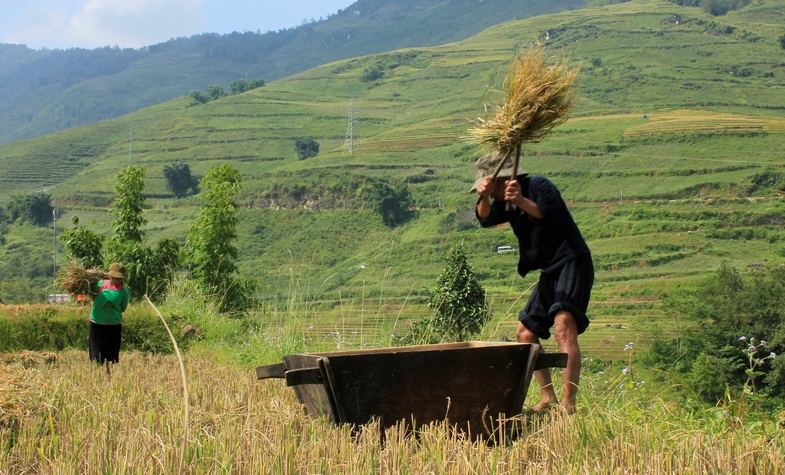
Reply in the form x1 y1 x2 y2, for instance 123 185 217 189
57 261 106 297
468 47 578 159
144 294 189 475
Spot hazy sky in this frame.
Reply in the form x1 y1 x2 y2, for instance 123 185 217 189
0 0 356 50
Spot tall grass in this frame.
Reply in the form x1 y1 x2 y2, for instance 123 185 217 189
2 351 783 474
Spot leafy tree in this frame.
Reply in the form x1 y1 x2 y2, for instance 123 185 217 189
190 90 209 104
378 183 414 227
151 238 181 289
110 166 146 242
401 245 489 343
779 33 785 50
163 161 199 198
207 84 225 100
62 216 104 268
229 78 265 94
185 164 251 312
104 166 178 300
357 180 414 227
361 63 385 82
645 263 785 399
7 192 54 226
0 206 8 246
668 0 750 14
294 138 320 160
701 0 750 15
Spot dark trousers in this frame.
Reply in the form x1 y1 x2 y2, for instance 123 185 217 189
89 322 122 364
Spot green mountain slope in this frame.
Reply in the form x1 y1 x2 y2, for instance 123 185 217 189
2 0 785 356
0 0 584 144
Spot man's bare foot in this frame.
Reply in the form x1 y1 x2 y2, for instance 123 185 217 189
559 400 576 415
531 398 557 414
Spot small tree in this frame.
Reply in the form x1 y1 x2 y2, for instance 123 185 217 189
110 166 146 243
190 90 209 104
185 164 251 311
378 183 414 227
401 244 489 343
295 138 320 160
0 205 8 246
230 78 265 94
62 216 104 268
207 85 225 100
357 179 414 227
104 166 177 300
7 192 54 226
779 33 785 49
163 162 199 198
361 63 385 82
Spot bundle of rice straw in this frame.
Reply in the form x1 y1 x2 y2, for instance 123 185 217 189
58 261 106 297
468 47 578 161
0 364 36 428
0 351 58 368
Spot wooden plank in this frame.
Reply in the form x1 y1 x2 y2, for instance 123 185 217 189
319 358 346 423
284 355 336 423
256 363 285 380
285 367 323 386
534 352 568 370
323 343 533 438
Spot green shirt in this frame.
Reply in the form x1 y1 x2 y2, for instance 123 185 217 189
90 280 129 325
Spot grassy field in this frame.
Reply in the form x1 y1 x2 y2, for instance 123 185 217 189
1 350 783 474
2 0 785 354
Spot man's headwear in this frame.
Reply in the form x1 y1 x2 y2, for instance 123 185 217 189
469 152 525 192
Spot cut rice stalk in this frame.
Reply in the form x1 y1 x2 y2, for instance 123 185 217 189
468 47 578 157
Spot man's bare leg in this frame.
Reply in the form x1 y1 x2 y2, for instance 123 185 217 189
516 322 558 413
553 312 581 414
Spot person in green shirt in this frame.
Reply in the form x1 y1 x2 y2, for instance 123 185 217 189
89 263 129 370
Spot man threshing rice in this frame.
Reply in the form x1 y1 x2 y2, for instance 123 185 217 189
468 48 592 414
87 263 129 371
472 158 593 414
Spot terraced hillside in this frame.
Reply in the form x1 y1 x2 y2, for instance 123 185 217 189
1 0 785 357
0 0 584 144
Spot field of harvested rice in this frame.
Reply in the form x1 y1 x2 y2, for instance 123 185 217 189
2 351 784 474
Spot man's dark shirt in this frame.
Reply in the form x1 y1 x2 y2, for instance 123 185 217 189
476 175 590 277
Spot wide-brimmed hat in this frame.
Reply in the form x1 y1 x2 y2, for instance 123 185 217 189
107 263 126 279
469 152 525 192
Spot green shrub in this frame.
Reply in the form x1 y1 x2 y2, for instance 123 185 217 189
294 138 320 160
0 305 185 353
6 192 53 226
401 244 489 344
643 264 785 400
690 352 743 402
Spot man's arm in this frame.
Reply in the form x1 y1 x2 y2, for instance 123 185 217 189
475 177 511 227
504 180 543 220
475 177 494 219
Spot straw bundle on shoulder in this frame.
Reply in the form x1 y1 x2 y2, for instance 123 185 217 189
58 261 106 297
468 47 578 157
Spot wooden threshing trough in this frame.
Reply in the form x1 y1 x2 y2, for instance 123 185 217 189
256 341 567 439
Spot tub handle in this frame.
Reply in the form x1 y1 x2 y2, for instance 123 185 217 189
534 352 568 370
285 367 324 386
256 363 285 380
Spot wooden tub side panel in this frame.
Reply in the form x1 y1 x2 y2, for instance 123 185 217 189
284 354 337 423
325 345 533 435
